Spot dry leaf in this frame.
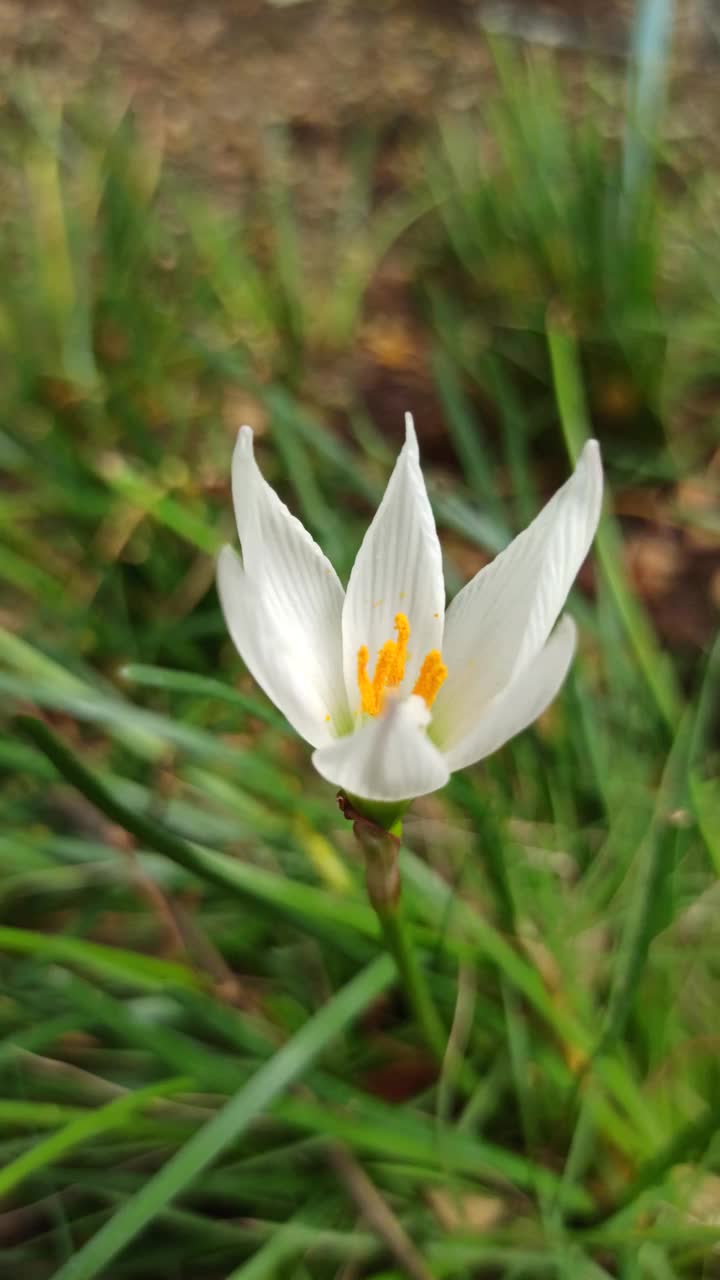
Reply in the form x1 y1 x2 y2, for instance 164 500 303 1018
427 1188 506 1233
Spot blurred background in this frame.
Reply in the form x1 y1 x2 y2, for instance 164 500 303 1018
1 1 720 1278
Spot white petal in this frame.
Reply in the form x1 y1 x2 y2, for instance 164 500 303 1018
441 616 577 772
218 427 349 746
342 414 445 716
312 695 450 803
433 441 601 748
217 548 336 747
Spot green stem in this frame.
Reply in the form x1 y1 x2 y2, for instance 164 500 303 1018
376 899 448 1064
334 795 450 1066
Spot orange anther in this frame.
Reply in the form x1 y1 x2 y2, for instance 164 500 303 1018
412 650 447 708
357 614 446 716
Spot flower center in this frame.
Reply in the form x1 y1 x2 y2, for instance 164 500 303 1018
356 612 447 717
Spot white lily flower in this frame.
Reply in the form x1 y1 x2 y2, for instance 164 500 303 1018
217 415 602 805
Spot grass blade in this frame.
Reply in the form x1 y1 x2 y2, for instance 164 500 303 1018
0 1078 190 1198
0 926 200 990
14 715 377 946
48 953 395 1280
547 319 680 728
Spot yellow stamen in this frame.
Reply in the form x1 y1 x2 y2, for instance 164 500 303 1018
371 640 398 709
357 613 446 715
357 644 377 716
412 650 448 708
391 613 409 685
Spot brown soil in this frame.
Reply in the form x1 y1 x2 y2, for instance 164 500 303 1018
0 1 716 194
1 0 717 654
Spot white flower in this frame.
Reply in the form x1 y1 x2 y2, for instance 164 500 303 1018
217 414 603 805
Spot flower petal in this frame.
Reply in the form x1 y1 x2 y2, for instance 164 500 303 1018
312 694 450 802
218 427 349 746
217 548 336 747
440 616 577 772
342 414 445 715
433 441 601 748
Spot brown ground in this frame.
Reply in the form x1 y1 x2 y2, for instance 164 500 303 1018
0 0 716 194
0 0 717 654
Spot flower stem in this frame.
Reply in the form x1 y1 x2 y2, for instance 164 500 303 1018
337 792 449 1063
375 896 448 1064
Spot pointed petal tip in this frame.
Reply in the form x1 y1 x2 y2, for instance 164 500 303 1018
578 438 604 518
563 440 603 529
555 612 578 650
235 425 255 456
403 411 419 457
216 542 240 571
216 543 244 595
577 438 603 488
231 427 258 510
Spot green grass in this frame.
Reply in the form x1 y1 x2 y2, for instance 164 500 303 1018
1 7 720 1277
